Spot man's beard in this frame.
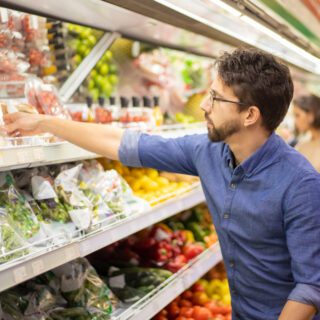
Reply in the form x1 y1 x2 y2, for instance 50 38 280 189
206 114 241 142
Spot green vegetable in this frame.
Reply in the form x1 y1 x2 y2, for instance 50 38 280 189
0 218 29 264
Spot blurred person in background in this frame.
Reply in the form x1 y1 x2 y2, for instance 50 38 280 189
294 94 320 172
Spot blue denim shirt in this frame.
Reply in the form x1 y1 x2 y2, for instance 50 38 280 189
119 130 320 320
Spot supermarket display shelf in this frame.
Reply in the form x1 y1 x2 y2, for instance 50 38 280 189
112 243 222 320
0 141 97 172
0 185 205 292
0 126 206 171
80 185 205 256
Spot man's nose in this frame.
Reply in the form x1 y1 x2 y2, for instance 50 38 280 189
200 96 210 113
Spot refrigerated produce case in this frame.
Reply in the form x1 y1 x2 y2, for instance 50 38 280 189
0 1 319 319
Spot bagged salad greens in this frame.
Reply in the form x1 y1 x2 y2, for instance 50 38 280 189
0 173 41 241
0 210 29 264
54 165 93 230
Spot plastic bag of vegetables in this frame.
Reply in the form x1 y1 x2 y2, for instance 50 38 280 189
54 165 93 230
0 173 42 242
107 266 172 303
52 258 114 315
0 209 29 264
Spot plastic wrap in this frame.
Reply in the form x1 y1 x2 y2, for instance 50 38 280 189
52 258 113 315
0 210 29 264
25 77 70 118
0 173 42 242
54 165 92 230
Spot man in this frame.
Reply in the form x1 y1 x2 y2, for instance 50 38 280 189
3 49 320 320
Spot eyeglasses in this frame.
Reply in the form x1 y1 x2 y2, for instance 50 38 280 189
208 90 249 111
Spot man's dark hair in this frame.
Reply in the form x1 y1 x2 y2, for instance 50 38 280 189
216 48 294 132
294 94 320 129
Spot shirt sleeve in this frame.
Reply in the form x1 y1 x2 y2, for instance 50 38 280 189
118 129 205 176
284 171 320 312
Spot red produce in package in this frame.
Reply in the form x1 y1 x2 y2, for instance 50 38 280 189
25 77 70 118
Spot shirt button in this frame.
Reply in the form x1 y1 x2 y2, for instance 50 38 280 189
230 261 235 267
230 182 236 189
231 289 236 294
223 213 230 219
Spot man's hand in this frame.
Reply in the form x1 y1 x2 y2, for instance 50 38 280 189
279 300 316 320
2 111 124 160
3 112 48 136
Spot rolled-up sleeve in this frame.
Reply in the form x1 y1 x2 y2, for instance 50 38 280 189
284 171 320 312
118 129 142 167
118 129 205 176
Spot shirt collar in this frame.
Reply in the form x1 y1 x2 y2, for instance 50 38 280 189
223 132 281 175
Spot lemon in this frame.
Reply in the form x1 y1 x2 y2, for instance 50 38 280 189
131 180 142 192
156 176 170 186
146 168 159 179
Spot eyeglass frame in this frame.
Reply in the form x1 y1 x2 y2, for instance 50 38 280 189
209 90 250 111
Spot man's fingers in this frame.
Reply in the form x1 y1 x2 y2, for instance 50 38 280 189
3 122 19 134
3 112 24 124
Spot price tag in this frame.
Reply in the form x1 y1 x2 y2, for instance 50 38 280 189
64 245 79 261
33 147 45 162
13 266 28 284
32 259 44 275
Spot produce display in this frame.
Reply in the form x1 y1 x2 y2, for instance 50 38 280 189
89 204 217 274
67 24 118 100
153 264 231 320
0 257 115 319
105 160 198 205
0 173 41 241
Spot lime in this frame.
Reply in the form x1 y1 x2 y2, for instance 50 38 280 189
73 54 82 65
104 50 113 61
108 74 118 85
88 35 97 46
88 79 95 90
77 44 87 57
90 70 97 78
89 88 99 101
99 64 109 76
109 64 118 74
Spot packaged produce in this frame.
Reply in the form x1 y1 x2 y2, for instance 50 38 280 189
0 210 29 264
25 77 70 118
0 173 42 242
80 161 149 217
54 165 92 230
31 175 70 223
52 258 114 315
107 266 172 303
0 258 114 319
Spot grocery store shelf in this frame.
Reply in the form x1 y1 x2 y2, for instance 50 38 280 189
112 243 222 320
0 185 205 292
80 185 205 256
0 241 80 293
0 126 206 171
0 141 97 172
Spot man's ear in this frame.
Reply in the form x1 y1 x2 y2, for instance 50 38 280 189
243 106 261 127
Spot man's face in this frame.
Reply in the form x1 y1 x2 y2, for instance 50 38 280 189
201 76 243 142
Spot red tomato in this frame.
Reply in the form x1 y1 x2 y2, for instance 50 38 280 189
180 299 193 308
181 290 193 300
191 283 205 292
193 306 212 320
179 307 194 317
168 302 180 319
